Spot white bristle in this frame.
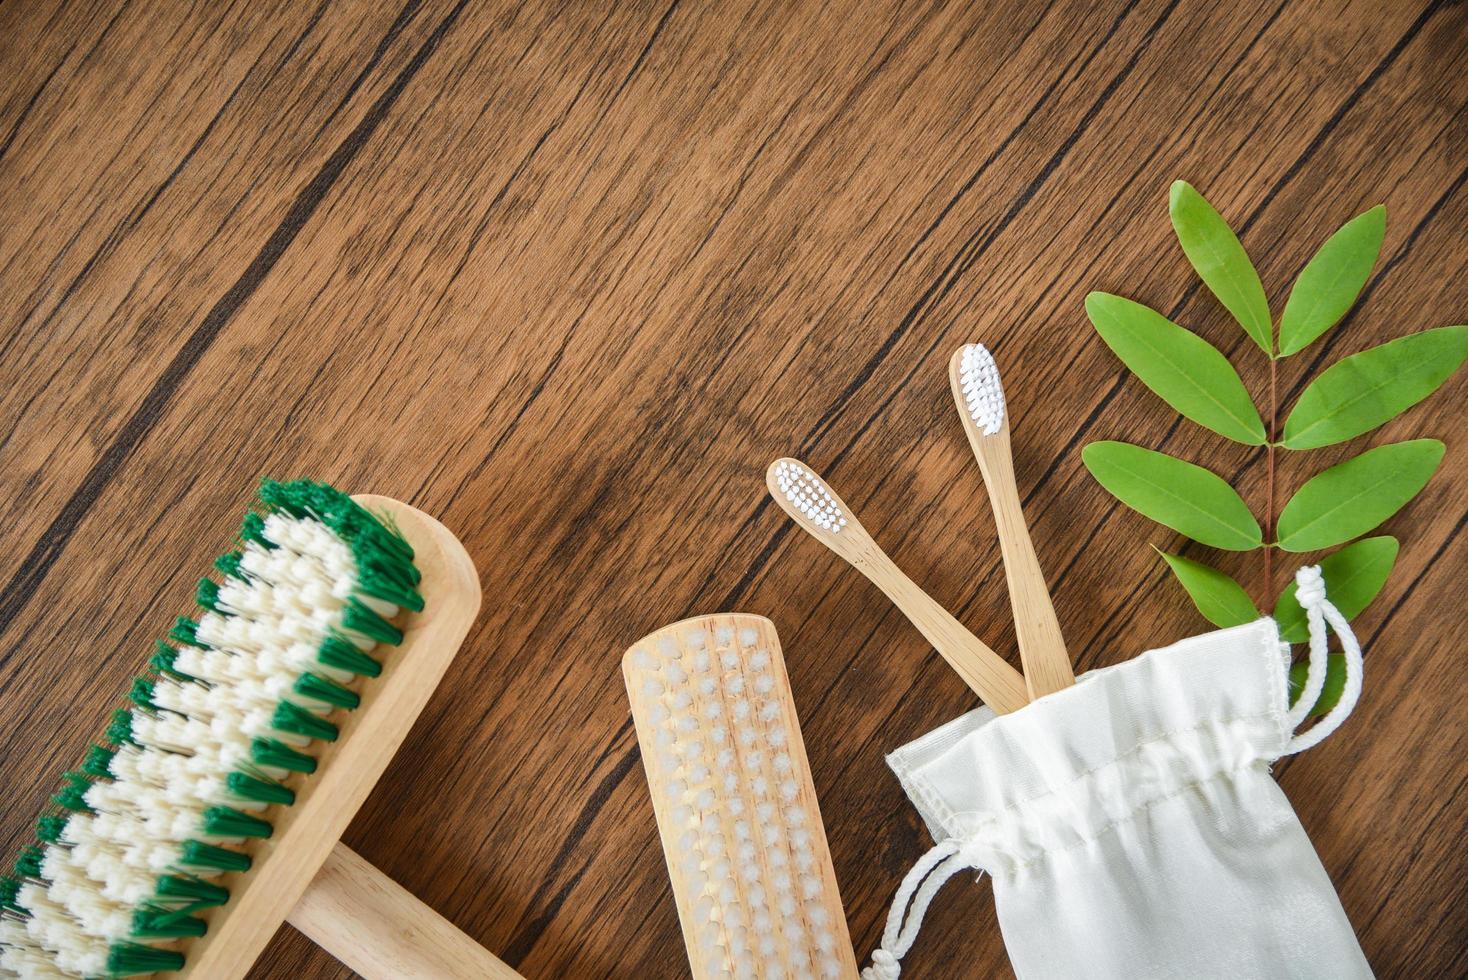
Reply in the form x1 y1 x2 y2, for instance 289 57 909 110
626 621 854 979
959 343 1007 434
772 461 848 533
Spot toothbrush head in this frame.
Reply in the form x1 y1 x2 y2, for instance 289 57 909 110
768 459 848 534
957 343 1006 435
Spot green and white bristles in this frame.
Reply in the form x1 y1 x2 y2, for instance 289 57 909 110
0 480 421 979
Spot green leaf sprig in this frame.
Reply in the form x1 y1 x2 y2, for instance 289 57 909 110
1084 181 1466 715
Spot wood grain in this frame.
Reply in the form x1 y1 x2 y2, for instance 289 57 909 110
1 1 1463 977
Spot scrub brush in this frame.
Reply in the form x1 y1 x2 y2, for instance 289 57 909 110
767 459 1029 714
623 614 859 979
951 344 1074 698
0 480 517 979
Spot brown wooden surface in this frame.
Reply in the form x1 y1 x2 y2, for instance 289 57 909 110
0 1 1463 977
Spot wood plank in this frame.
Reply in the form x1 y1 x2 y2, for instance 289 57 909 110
0 0 1463 977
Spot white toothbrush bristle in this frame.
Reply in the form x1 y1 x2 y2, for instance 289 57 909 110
772 461 847 533
959 343 1007 435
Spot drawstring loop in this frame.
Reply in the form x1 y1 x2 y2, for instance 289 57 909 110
862 838 985 979
1283 565 1364 755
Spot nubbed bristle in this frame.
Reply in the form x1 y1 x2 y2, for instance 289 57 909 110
772 461 847 535
0 480 418 978
627 622 852 979
959 343 1006 435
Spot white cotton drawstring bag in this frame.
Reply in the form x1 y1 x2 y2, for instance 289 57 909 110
864 566 1373 980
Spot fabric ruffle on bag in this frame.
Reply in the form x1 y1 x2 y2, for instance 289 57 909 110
864 566 1373 980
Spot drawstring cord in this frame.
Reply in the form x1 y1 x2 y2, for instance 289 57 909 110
1282 564 1364 755
861 839 984 979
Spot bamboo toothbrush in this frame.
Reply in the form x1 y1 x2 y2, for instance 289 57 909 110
0 480 520 979
951 345 1075 699
623 614 859 980
767 460 1029 714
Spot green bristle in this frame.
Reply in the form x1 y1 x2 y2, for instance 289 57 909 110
239 511 272 549
150 640 193 681
0 875 22 914
272 701 339 742
316 634 381 677
82 744 117 780
132 907 207 939
36 815 68 845
214 550 245 580
225 772 295 806
154 874 230 907
107 942 186 976
201 806 273 839
177 840 252 873
257 478 309 518
107 709 136 747
196 578 223 614
294 672 360 710
14 845 44 879
352 527 420 586
259 477 418 571
129 676 159 711
251 737 317 774
341 599 403 645
52 772 94 815
170 616 202 647
354 566 425 612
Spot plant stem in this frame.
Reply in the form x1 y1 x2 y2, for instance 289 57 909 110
1264 354 1277 607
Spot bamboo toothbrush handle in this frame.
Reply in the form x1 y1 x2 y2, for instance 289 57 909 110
290 844 525 980
855 548 1030 714
971 429 1075 699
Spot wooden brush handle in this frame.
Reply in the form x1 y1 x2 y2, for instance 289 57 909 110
973 427 1075 699
290 844 523 980
766 459 1029 714
856 548 1030 714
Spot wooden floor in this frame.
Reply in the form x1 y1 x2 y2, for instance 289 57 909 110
1 1 1464 977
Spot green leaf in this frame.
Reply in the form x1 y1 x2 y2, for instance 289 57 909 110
1289 653 1347 718
1169 180 1272 353
1276 440 1444 552
1157 550 1259 628
1278 205 1385 357
1274 536 1397 642
1282 326 1468 449
1082 442 1262 550
1086 293 1267 444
